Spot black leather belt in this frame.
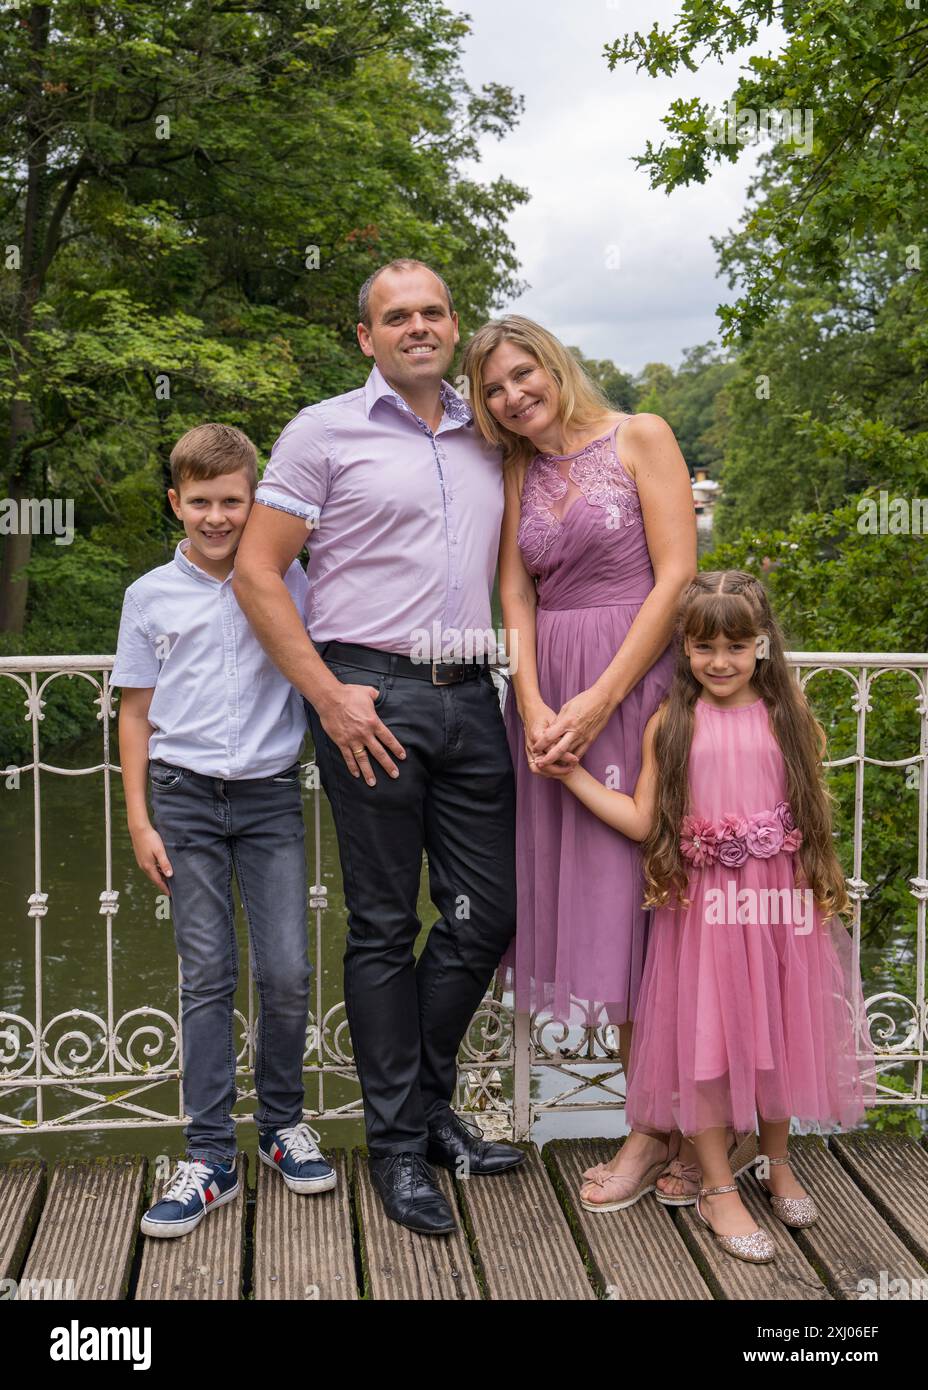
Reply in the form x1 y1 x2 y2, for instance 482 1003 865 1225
317 640 487 686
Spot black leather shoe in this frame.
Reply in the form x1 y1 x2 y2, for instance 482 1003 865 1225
427 1112 527 1176
368 1153 457 1235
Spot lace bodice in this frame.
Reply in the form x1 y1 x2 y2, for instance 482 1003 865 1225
517 426 642 574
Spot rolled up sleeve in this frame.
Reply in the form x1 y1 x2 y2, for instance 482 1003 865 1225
255 407 330 529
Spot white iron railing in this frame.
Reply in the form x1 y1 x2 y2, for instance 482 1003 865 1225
0 652 925 1139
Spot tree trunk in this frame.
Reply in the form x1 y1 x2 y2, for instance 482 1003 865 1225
0 480 33 636
1 5 51 635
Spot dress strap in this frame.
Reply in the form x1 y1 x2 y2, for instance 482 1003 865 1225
610 414 634 448
610 415 635 478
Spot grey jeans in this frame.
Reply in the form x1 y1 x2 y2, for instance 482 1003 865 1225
149 758 310 1163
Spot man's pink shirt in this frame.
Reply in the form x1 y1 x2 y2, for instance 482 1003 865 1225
255 364 504 657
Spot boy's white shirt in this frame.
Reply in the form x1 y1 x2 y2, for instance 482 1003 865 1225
110 538 309 779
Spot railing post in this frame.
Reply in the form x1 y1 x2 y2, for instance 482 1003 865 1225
512 1008 531 1140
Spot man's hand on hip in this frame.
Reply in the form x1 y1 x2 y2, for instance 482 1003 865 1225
316 683 407 787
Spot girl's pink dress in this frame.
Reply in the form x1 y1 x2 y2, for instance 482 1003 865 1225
625 697 877 1137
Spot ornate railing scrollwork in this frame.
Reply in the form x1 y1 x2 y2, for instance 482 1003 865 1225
1 652 925 1136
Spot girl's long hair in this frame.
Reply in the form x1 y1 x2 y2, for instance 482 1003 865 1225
642 571 851 921
460 315 614 469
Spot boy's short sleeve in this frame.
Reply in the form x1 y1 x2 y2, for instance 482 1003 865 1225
255 407 330 530
283 556 310 624
110 589 159 688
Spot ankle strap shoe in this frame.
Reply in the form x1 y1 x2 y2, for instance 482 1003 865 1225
756 1152 818 1228
695 1183 776 1263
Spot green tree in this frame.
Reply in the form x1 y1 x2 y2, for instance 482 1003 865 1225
605 0 928 341
0 0 527 633
570 350 638 412
713 229 926 539
626 348 734 474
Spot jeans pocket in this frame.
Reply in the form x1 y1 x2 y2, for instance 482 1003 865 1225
324 661 387 709
149 763 186 791
271 761 303 784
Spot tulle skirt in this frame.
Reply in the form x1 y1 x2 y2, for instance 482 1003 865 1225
624 853 878 1136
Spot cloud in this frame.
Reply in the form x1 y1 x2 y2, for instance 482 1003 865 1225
450 0 774 371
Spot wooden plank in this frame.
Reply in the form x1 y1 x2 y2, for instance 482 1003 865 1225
135 1153 247 1301
455 1144 593 1300
830 1133 928 1268
0 1159 46 1283
544 1139 711 1301
22 1156 145 1300
784 1134 926 1299
253 1149 357 1300
677 1145 830 1301
353 1151 481 1300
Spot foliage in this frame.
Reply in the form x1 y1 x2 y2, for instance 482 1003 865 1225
570 350 639 414
605 0 928 342
0 0 529 634
634 343 735 473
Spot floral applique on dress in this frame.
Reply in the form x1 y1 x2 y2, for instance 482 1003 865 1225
517 432 641 574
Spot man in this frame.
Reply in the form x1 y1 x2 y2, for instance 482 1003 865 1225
233 259 524 1235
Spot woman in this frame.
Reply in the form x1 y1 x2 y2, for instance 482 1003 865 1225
462 316 698 1208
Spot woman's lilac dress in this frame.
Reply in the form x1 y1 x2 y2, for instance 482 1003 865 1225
502 419 675 1024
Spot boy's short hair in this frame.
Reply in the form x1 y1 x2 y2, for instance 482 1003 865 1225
169 423 258 493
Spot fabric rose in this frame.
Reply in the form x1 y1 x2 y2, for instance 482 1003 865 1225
745 810 785 859
716 813 747 842
717 834 749 868
680 807 801 864
715 812 748 866
680 815 719 866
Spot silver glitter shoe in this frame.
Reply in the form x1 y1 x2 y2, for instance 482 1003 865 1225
756 1153 818 1228
695 1183 776 1263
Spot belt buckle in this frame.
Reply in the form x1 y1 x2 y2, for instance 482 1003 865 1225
431 661 464 685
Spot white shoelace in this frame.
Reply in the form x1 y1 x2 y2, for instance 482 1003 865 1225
162 1158 213 1205
276 1123 325 1163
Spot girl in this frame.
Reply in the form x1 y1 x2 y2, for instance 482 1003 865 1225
558 571 876 1263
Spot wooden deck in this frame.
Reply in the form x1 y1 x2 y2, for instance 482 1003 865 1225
3 1133 927 1301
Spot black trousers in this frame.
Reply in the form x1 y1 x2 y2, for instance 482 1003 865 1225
305 656 516 1156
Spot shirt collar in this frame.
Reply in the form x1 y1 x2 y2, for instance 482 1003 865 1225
363 362 472 428
174 537 231 586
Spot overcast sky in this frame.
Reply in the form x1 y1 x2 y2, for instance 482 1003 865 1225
447 0 781 373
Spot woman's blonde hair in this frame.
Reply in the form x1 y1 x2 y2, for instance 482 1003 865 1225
461 315 614 468
642 571 851 923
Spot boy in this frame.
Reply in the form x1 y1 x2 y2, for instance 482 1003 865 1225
112 422 335 1239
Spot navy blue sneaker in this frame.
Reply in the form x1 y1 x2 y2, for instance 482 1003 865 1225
258 1122 337 1194
140 1157 239 1238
